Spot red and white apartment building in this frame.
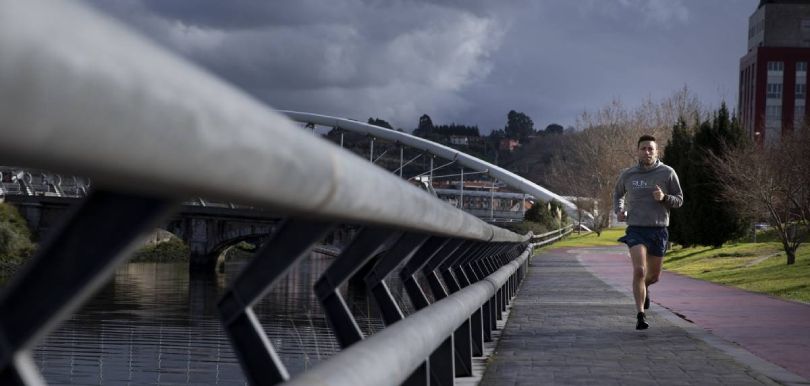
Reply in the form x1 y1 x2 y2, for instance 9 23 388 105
739 0 810 144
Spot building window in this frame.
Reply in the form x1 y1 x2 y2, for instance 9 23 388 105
797 83 807 99
767 83 783 99
767 61 784 72
766 105 782 125
798 62 808 72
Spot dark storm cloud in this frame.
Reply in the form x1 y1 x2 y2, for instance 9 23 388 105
460 0 756 130
80 0 757 132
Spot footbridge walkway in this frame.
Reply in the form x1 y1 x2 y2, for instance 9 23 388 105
481 247 810 386
2 1 808 384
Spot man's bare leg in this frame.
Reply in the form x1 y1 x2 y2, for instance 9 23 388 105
644 255 663 308
630 245 648 313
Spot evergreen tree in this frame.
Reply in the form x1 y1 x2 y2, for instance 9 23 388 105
433 124 480 137
544 123 564 135
367 117 393 129
663 118 694 246
414 114 434 136
679 103 749 247
524 200 568 229
504 110 534 141
524 200 552 225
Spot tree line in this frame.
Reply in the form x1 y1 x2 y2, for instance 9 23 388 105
362 111 565 166
666 103 809 265
335 87 808 266
540 87 806 265
663 104 749 248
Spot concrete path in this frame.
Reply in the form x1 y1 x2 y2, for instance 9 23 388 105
479 248 809 386
577 245 810 383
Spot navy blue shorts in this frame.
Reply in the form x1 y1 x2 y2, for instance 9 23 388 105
618 226 669 257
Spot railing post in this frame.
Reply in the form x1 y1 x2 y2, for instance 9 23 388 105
463 252 489 343
459 168 464 210
364 233 430 386
429 155 434 187
365 233 429 325
454 243 487 357
423 240 463 301
421 239 474 378
490 179 495 220
218 219 335 386
315 228 401 349
437 241 477 377
0 190 176 384
438 241 475 294
400 237 451 385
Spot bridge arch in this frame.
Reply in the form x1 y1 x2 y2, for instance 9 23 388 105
164 217 278 271
207 233 267 272
281 111 591 222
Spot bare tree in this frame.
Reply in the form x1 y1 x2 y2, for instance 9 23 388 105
550 120 634 235
710 130 810 264
545 89 705 235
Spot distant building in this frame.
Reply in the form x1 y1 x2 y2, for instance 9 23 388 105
499 138 520 152
739 0 810 144
449 135 470 146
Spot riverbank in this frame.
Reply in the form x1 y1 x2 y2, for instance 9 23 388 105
1 201 194 274
538 227 810 303
0 202 35 274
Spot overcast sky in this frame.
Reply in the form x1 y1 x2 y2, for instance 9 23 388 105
81 0 758 133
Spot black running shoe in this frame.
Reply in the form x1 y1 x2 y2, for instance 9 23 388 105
636 312 649 330
644 290 650 310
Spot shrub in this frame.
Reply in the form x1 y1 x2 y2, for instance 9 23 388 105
130 237 190 262
0 203 35 269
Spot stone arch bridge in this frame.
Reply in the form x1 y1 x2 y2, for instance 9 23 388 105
2 195 321 271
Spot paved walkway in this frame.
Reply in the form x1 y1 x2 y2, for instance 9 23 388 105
577 246 810 383
479 247 810 386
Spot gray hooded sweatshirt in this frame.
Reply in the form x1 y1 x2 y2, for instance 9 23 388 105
613 160 683 227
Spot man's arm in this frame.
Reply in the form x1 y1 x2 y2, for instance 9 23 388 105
661 171 683 209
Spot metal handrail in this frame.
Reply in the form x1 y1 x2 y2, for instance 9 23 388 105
284 246 532 386
0 1 528 244
531 224 574 247
0 2 573 385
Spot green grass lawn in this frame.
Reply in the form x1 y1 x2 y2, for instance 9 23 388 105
542 227 810 303
539 228 624 249
664 242 810 303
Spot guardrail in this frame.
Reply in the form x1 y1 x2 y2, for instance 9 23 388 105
530 225 575 248
0 169 90 198
0 1 568 385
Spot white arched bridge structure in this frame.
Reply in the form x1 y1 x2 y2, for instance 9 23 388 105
0 1 577 386
280 111 581 221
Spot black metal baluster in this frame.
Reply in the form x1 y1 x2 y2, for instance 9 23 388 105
421 239 473 378
0 190 176 384
400 237 461 386
218 219 335 386
364 233 430 386
315 228 401 348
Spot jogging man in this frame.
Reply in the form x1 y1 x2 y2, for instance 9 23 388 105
614 134 683 330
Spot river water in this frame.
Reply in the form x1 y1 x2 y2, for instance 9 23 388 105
23 253 413 385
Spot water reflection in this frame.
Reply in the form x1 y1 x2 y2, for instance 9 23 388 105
30 252 403 385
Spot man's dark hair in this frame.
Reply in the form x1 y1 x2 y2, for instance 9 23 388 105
637 134 656 148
